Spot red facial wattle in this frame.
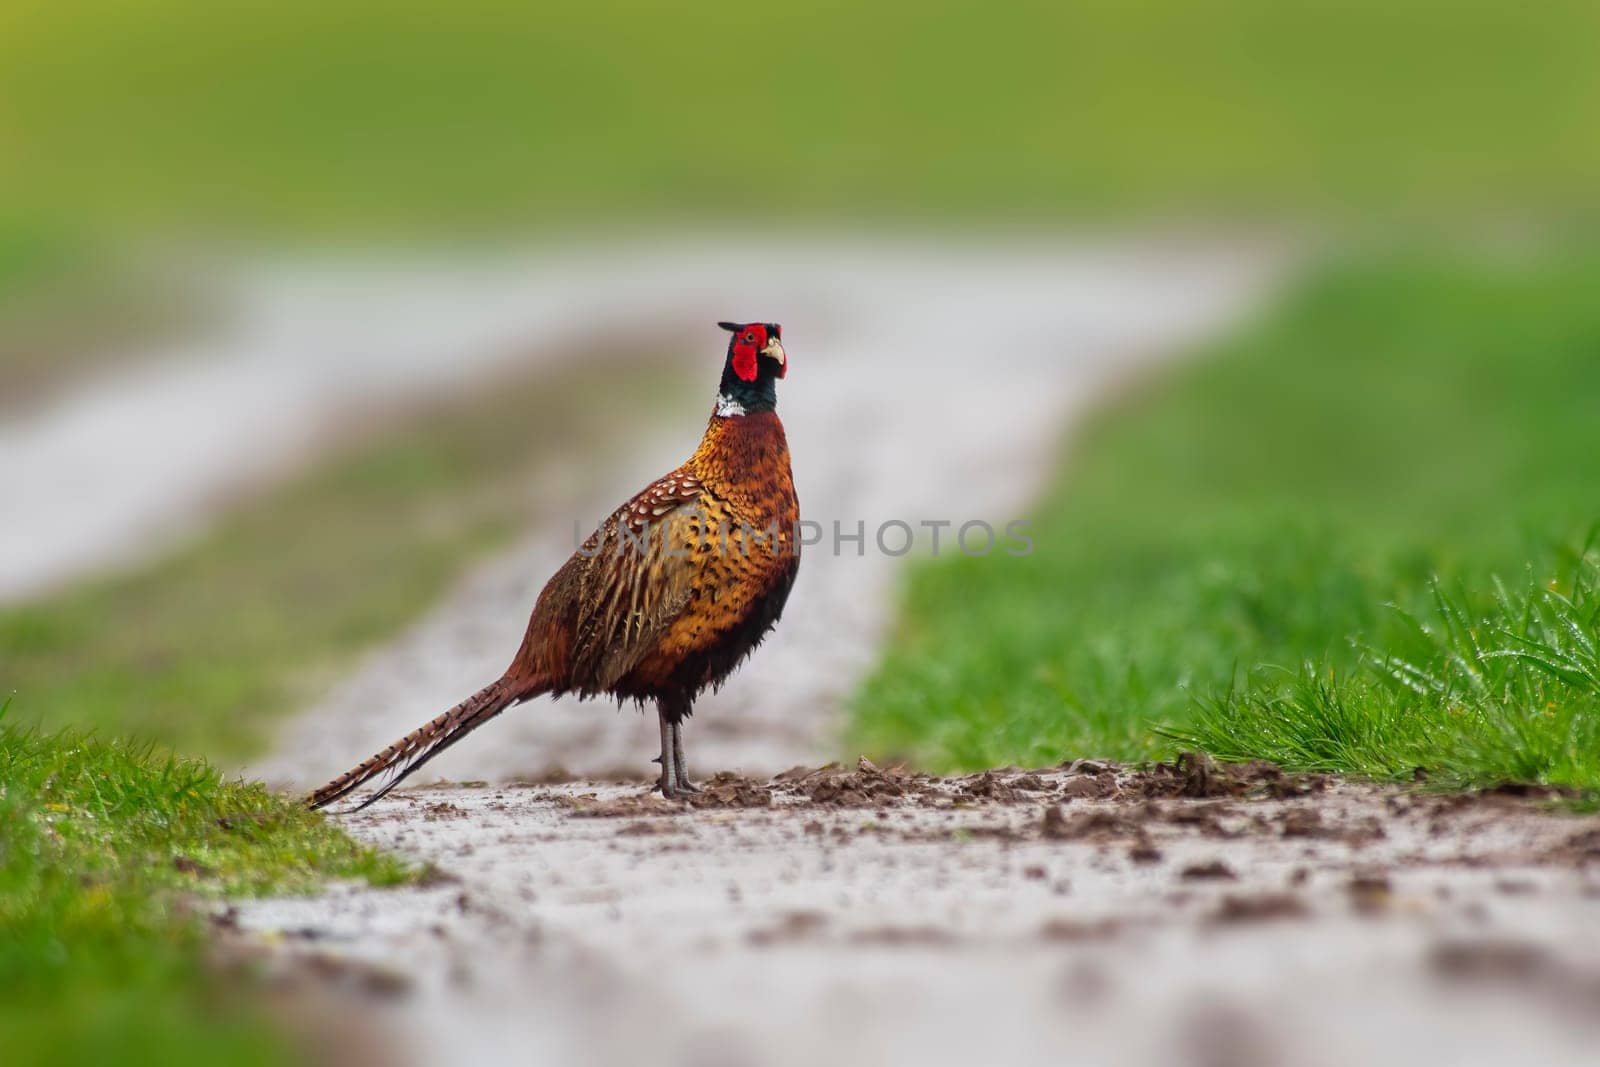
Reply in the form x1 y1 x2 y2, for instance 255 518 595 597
731 324 765 382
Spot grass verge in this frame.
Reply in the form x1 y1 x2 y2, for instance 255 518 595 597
1170 547 1600 789
851 245 1600 791
0 700 410 1065
1 344 694 760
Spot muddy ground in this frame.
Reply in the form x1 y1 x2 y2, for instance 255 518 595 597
238 759 1600 1067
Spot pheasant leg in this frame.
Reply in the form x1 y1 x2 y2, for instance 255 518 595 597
670 720 701 794
656 710 683 798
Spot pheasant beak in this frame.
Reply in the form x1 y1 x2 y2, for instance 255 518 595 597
760 337 786 368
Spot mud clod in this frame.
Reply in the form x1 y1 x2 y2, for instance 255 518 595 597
1429 939 1552 983
1347 872 1392 915
790 760 922 807
1212 893 1309 924
1059 775 1117 801
1039 917 1123 942
747 911 829 946
688 773 774 809
424 801 467 820
1041 806 1141 841
851 925 958 947
958 771 1022 802
1279 809 1329 838
1179 751 1224 798
1129 840 1164 864
1181 860 1238 881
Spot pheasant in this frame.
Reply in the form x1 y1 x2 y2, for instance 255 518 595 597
309 321 798 809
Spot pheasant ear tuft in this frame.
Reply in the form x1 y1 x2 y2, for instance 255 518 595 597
717 321 742 333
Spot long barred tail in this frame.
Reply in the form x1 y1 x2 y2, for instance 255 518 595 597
308 677 520 811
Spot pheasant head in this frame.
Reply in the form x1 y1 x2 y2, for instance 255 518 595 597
714 321 786 416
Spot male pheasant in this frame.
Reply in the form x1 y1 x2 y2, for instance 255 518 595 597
309 322 798 809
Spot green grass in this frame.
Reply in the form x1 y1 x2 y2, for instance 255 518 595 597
1 348 692 760
1171 548 1600 789
2 1 1598 237
851 244 1600 790
0 700 410 1065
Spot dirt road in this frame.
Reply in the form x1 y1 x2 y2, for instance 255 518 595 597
240 763 1600 1067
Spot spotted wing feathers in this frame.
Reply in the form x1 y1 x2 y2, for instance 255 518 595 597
570 471 706 692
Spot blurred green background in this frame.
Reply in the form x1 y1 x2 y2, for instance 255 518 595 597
3 0 1598 248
